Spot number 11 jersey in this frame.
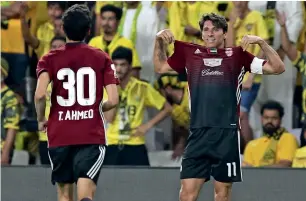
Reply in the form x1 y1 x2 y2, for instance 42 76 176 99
36 42 119 147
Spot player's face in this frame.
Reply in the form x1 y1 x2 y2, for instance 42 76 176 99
53 19 65 37
51 39 66 50
101 11 118 34
233 1 249 13
261 109 282 134
113 59 131 80
201 20 226 48
48 4 63 21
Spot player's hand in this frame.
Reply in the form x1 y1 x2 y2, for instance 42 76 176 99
156 29 175 45
276 10 286 27
38 118 48 132
240 35 263 51
132 124 150 137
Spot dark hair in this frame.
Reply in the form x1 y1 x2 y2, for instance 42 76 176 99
50 36 66 45
199 13 228 33
62 4 91 41
260 100 284 118
100 4 123 21
111 46 133 64
47 1 67 11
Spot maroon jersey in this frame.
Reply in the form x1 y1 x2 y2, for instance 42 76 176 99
37 42 119 147
168 41 266 128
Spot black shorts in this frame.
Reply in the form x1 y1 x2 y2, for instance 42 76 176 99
48 144 106 185
180 127 242 183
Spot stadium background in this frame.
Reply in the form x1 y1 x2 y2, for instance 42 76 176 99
1 1 306 201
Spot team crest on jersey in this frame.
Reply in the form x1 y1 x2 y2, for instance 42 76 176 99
225 48 233 57
203 58 223 67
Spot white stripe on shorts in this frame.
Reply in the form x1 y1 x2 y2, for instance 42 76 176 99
237 130 243 181
86 146 105 179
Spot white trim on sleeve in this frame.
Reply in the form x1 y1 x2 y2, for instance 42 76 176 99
250 57 264 74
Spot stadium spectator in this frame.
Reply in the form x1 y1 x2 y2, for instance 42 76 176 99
118 1 160 83
276 10 306 168
38 36 66 165
89 4 141 78
243 100 298 167
154 74 190 159
292 130 306 168
227 1 269 151
1 58 21 165
103 47 172 166
94 1 123 36
248 1 304 133
1 2 29 92
20 1 66 59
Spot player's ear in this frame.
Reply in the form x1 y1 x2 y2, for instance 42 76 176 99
223 32 227 40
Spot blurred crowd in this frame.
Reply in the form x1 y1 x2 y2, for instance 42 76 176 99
1 1 306 168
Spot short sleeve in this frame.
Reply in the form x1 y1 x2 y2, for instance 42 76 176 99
36 54 52 79
103 54 119 86
278 134 299 162
167 41 186 74
144 84 166 110
240 48 266 74
3 97 20 130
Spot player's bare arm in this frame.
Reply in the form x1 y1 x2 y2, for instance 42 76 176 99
241 35 285 75
103 103 118 123
34 72 50 131
133 101 172 137
102 84 119 112
276 11 299 62
153 29 175 74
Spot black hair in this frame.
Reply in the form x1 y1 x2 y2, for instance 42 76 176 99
62 4 91 41
50 36 66 45
47 1 67 11
111 46 133 64
260 100 284 118
199 13 228 33
100 4 123 21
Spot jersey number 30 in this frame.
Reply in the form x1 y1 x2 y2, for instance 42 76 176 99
57 67 96 107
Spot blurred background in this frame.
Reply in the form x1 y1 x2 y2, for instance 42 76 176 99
1 1 306 200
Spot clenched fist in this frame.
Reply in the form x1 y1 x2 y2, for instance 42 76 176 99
240 35 264 51
156 29 175 44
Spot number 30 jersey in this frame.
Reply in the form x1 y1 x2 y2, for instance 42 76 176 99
36 42 119 147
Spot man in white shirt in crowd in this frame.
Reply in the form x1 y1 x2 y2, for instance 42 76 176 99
248 1 304 138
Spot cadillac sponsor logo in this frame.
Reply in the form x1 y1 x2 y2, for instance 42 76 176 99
202 69 224 76
203 58 222 67
225 48 233 57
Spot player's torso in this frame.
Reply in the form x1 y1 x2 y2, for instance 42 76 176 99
184 44 245 128
47 44 107 146
107 78 148 145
